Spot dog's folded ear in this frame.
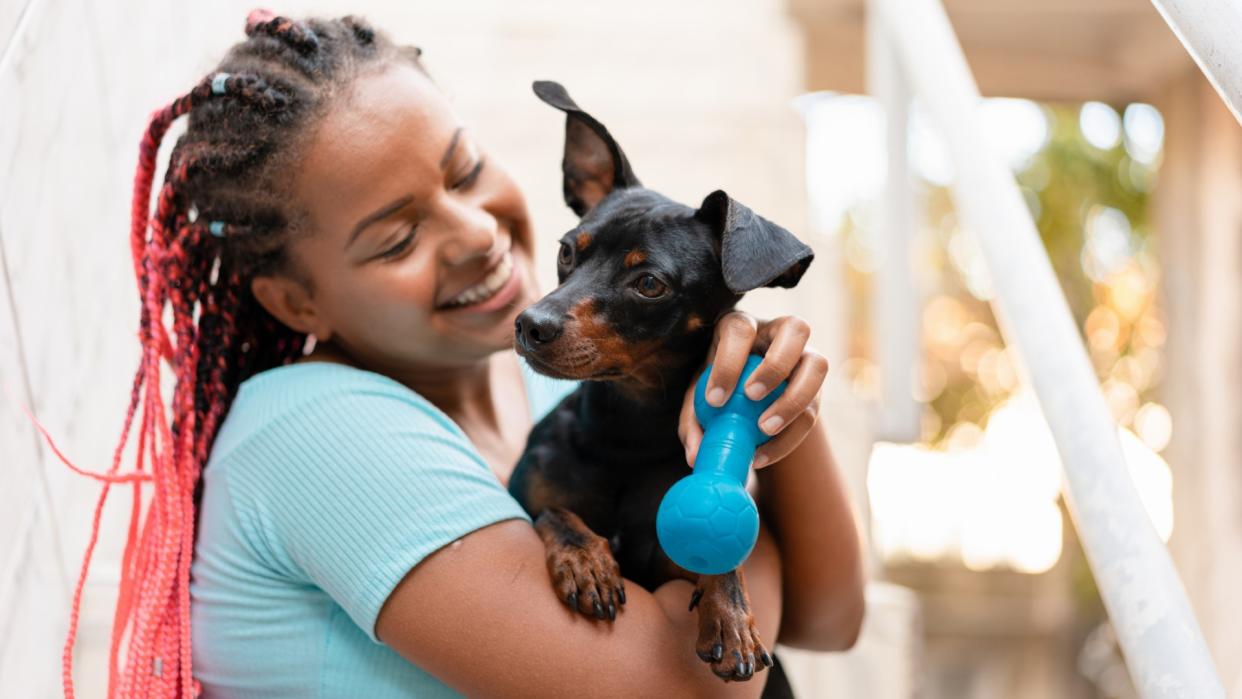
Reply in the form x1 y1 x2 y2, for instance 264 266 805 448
533 81 641 217
696 190 814 294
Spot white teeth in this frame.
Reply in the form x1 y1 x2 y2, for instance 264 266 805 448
445 253 513 308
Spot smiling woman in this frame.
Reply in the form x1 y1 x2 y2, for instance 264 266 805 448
250 60 542 375
67 9 861 699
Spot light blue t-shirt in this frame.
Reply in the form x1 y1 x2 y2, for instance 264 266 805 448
190 359 577 698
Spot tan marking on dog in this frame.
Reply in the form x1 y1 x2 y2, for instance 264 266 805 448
521 469 570 514
562 298 671 402
686 314 704 331
535 508 624 619
576 231 593 251
693 570 770 680
624 249 646 268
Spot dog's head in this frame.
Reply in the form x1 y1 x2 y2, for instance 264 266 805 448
514 81 813 398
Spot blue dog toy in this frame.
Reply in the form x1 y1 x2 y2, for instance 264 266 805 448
656 355 785 574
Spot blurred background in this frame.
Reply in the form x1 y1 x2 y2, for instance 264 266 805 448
2 0 1240 696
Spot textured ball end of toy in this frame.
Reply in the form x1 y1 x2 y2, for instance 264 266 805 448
656 475 760 575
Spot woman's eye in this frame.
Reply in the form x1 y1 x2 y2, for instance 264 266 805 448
557 242 573 267
451 158 485 191
379 229 417 260
634 274 667 299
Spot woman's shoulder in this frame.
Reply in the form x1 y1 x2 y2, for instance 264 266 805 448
208 360 462 469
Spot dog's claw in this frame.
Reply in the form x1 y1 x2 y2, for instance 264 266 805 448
691 573 768 682
689 589 703 611
740 654 755 678
608 602 616 620
618 585 626 605
539 511 622 622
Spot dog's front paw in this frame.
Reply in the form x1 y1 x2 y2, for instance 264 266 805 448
691 572 772 681
535 508 626 621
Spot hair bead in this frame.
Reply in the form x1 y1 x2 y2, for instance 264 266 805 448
211 73 231 95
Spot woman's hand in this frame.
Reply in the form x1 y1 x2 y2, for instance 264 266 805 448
679 311 829 470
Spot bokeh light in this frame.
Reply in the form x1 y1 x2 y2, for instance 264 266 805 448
868 390 1174 574
1123 103 1164 166
813 95 1170 576
1080 101 1122 150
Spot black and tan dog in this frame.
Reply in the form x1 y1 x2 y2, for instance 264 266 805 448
509 81 813 689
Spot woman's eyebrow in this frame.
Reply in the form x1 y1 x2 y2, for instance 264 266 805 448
344 128 466 251
346 194 414 250
439 127 463 170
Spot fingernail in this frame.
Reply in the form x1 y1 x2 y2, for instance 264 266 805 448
753 453 769 469
708 387 726 406
745 382 767 400
762 415 784 434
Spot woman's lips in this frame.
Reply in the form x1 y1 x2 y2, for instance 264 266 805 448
439 253 523 314
440 251 512 308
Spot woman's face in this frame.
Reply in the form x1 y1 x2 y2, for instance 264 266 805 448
275 60 540 373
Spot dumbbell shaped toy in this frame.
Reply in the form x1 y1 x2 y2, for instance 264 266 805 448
656 355 785 574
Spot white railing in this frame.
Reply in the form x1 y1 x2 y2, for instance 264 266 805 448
867 5 922 445
866 0 1225 696
1149 0 1242 128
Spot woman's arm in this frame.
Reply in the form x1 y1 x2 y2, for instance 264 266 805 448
680 311 866 651
376 517 782 698
755 421 865 650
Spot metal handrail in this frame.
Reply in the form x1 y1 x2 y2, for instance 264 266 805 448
1149 0 1242 128
866 0 1225 695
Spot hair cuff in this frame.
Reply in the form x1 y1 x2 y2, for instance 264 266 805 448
211 73 231 95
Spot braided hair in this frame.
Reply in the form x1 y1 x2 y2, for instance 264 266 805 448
62 11 424 697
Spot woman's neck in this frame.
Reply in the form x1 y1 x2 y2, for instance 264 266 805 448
301 340 516 434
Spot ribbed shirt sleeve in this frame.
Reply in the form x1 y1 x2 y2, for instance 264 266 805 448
223 370 531 643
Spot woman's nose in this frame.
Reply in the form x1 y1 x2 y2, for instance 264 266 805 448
440 198 500 266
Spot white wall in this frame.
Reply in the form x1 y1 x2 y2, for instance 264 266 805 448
0 1 877 696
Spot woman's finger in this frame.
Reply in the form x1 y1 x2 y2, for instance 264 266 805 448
704 311 758 407
752 409 818 468
757 350 828 436
744 316 812 402
679 381 704 467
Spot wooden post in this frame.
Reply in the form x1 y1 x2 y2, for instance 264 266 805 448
1154 68 1242 697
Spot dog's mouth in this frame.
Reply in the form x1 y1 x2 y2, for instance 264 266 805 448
520 349 625 382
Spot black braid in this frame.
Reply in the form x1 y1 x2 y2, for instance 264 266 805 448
146 12 424 463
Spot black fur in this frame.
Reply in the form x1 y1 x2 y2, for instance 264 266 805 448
510 81 811 691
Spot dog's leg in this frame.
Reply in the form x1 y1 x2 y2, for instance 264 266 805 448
690 570 772 682
535 507 626 621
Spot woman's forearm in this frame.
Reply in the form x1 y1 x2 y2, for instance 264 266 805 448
653 524 783 698
756 420 866 651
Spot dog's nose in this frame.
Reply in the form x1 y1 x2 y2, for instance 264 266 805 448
515 307 563 349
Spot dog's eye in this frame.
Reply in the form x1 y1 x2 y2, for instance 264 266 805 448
634 274 668 299
558 242 573 268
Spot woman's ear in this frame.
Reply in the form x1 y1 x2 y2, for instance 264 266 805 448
533 80 641 217
250 274 333 341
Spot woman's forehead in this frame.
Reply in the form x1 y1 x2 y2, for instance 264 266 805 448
293 62 459 232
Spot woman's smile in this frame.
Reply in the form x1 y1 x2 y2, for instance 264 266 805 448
438 249 519 311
